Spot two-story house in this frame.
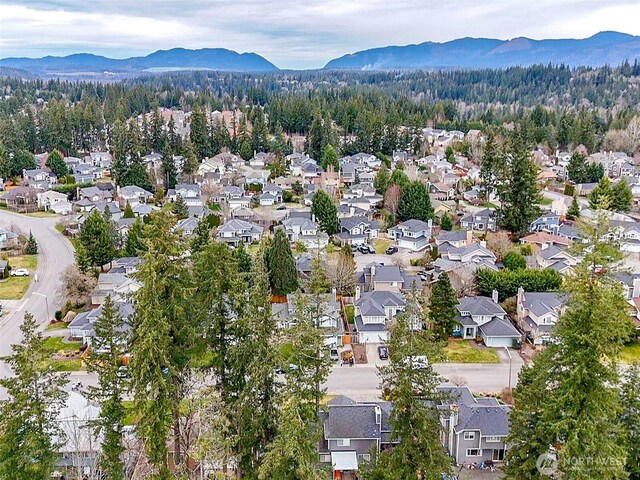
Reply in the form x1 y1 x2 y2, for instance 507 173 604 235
168 184 202 206
454 294 521 347
358 263 422 293
23 168 57 189
281 217 329 249
388 219 433 251
440 242 497 265
272 292 343 345
216 219 263 246
460 209 497 232
516 288 565 345
353 288 406 343
534 244 578 274
530 213 562 235
117 185 153 207
338 218 380 246
435 230 472 249
438 386 510 465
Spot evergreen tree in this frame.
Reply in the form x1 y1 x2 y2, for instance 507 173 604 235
397 181 433 223
497 132 541 234
374 164 391 195
612 178 632 212
181 138 199 181
233 241 253 274
86 296 128 480
266 228 299 297
75 241 92 273
620 363 640 480
172 194 189 219
240 139 253 161
320 144 339 172
505 213 633 479
366 291 452 479
0 312 69 479
567 195 581 220
428 272 457 341
389 168 410 188
440 213 453 231
479 131 505 200
79 208 116 270
123 218 146 257
189 106 210 159
45 149 68 176
190 217 212 254
589 175 613 210
503 251 526 270
130 210 195 477
123 201 135 219
311 190 339 235
161 146 177 190
567 152 588 183
25 231 38 254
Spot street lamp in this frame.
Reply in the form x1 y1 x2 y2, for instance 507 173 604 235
33 292 50 322
504 346 513 391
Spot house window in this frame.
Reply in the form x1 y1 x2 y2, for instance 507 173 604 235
485 436 502 443
466 449 482 457
336 439 351 447
358 454 371 462
453 324 461 333
464 432 475 441
477 223 484 230
320 454 331 463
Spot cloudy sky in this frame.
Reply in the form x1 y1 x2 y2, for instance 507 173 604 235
1 0 640 69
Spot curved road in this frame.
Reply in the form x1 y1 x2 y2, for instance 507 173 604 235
0 210 75 384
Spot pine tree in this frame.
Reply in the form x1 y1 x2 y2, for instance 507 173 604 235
45 149 68 176
397 180 433 223
589 175 613 210
123 201 135 219
567 152 588 183
428 272 457 341
181 138 199 181
311 190 339 235
368 291 452 479
240 139 253 161
479 131 505 200
86 296 128 480
620 363 640 480
0 312 69 479
567 195 581 220
497 132 542 234
123 217 146 257
505 213 633 479
612 178 632 212
503 251 526 270
440 213 453 231
79 208 116 270
320 144 339 172
190 217 211 254
374 164 391 195
161 146 177 190
129 210 194 477
172 194 189 219
26 231 38 254
266 229 299 297
189 106 210 160
233 241 253 274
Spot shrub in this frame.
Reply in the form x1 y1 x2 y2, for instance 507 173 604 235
476 268 562 301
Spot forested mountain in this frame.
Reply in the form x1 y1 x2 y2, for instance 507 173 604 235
0 48 279 76
325 31 640 70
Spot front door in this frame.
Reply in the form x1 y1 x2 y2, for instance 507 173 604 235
465 327 474 338
493 449 505 461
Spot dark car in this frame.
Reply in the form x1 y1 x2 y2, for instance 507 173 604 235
364 244 375 254
378 346 389 360
385 246 398 255
358 244 370 254
276 204 287 210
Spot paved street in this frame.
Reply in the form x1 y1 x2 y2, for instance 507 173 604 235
0 211 75 391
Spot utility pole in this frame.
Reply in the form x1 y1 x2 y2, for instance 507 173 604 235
33 292 50 322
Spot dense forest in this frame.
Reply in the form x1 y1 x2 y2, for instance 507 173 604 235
1 63 640 181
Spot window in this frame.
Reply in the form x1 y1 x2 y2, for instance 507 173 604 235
358 454 371 462
320 454 331 463
477 223 484 230
485 436 502 443
463 432 475 440
466 449 482 457
336 439 351 447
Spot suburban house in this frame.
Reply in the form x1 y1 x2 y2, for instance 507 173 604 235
272 292 343 345
438 386 511 465
176 217 199 237
37 190 69 212
79 186 112 203
530 214 562 235
338 218 380 246
358 263 422 293
435 230 472 249
23 168 57 187
520 231 571 249
117 185 153 207
69 302 134 346
454 294 521 347
216 219 263 246
516 288 565 345
387 219 433 251
1 186 39 213
340 162 358 186
168 184 203 206
534 244 578 274
281 217 329 249
319 396 395 478
0 227 19 249
440 242 497 265
460 209 497 232
353 288 406 343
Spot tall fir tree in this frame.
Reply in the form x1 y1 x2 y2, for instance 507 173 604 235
161 146 177 190
428 272 457 341
311 190 339 235
45 149 68 176
612 178 633 212
26 231 38 254
266 228 299 297
320 144 339 172
0 312 69 479
620 363 640 480
122 201 135 219
86 295 128 480
374 164 391 195
397 180 433 223
123 217 146 257
79 208 116 270
567 195 581 220
172 194 189 219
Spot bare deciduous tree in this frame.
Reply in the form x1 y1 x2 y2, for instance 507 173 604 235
384 184 401 224
58 264 98 306
486 231 514 262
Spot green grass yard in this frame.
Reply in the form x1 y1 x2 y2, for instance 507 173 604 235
372 238 392 254
620 342 640 364
0 255 37 300
443 339 500 364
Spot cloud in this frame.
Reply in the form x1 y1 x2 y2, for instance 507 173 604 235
1 0 639 69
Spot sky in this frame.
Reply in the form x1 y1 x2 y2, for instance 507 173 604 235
1 0 640 69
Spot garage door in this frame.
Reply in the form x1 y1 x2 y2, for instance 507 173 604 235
360 331 388 343
485 336 513 348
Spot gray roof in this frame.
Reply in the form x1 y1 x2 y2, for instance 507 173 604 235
521 292 564 317
457 296 506 317
340 217 379 232
373 265 404 283
391 219 431 234
437 386 510 437
356 290 405 317
324 404 389 439
478 317 520 338
436 230 468 243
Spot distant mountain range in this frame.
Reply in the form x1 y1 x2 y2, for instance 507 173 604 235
324 31 640 70
0 48 279 76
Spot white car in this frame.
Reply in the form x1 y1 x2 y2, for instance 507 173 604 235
10 268 30 277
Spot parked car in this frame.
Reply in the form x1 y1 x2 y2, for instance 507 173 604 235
329 348 339 361
10 268 30 277
365 244 375 254
276 204 287 210
378 346 389 360
417 271 429 281
358 244 371 254
116 366 129 378
385 246 398 255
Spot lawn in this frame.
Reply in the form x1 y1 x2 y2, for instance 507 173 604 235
46 321 70 331
481 202 499 209
43 336 82 355
26 211 59 218
443 339 500 364
48 358 84 372
538 197 553 206
0 255 37 300
620 342 640 364
373 238 392 254
55 224 64 233
42 337 84 371
345 305 355 325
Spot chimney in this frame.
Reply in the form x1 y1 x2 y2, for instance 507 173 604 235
332 287 337 302
355 285 361 301
371 264 376 277
466 229 472 246
517 287 525 319
480 240 487 248
374 405 382 426
492 289 499 304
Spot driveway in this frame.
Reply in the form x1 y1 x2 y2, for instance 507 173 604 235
0 211 75 392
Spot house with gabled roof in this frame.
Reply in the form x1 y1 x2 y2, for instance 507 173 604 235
281 217 329 249
337 217 380 246
534 244 578 274
454 293 521 347
516 288 565 345
272 292 343 345
216 219 263 247
358 263 422 293
530 213 562 235
388 219 433 251
353 289 406 343
460 208 496 232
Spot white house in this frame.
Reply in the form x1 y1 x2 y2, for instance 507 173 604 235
388 219 433 251
353 289 405 343
37 190 68 211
